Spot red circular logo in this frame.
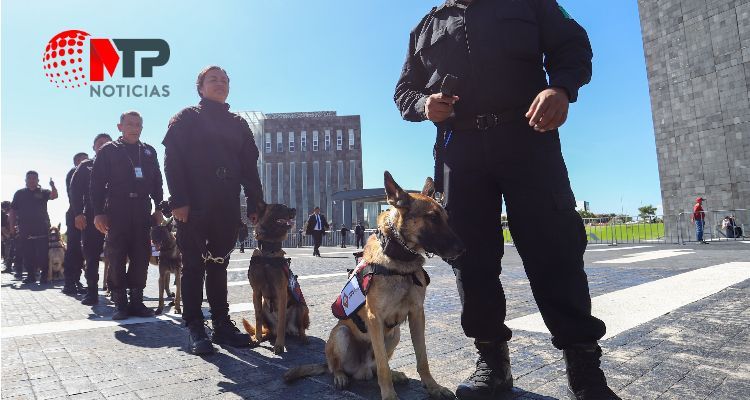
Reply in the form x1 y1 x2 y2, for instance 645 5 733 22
42 30 90 89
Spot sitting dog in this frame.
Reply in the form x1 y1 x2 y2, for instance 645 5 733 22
284 172 464 400
242 202 309 354
47 224 66 281
149 218 181 314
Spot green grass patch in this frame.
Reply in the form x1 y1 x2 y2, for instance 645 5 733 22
501 223 665 243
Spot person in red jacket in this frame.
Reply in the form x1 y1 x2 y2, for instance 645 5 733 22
691 197 708 244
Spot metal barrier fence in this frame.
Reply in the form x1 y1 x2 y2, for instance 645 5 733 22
236 210 747 249
237 229 378 250
499 209 747 246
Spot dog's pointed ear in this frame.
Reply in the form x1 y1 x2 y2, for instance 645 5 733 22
57 223 61 230
422 177 436 198
256 201 267 217
384 171 410 209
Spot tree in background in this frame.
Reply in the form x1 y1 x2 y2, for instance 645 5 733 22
638 204 657 222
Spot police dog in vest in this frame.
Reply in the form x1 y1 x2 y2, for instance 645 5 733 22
243 202 308 355
284 172 464 400
149 218 181 315
47 224 66 281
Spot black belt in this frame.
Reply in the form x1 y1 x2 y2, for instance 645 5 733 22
450 108 527 131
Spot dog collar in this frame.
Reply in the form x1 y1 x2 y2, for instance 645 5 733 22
257 240 282 253
377 215 430 262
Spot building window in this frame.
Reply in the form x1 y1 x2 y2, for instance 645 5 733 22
289 132 295 152
289 162 296 210
313 131 319 152
264 133 271 154
336 130 343 151
276 132 283 153
277 163 284 203
265 163 273 203
301 131 307 152
348 129 355 150
350 160 356 189
324 130 331 151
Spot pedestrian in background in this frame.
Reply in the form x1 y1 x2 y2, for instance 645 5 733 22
691 197 708 244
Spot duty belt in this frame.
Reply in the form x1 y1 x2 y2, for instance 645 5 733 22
450 108 527 131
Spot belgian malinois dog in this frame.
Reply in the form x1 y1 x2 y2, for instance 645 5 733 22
149 218 181 315
284 172 464 400
47 224 66 281
243 202 309 354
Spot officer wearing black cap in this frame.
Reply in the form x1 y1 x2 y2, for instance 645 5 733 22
70 133 113 305
62 151 89 296
394 1 619 399
90 112 163 320
163 65 263 355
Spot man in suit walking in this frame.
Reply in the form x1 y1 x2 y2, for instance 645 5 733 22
305 207 328 257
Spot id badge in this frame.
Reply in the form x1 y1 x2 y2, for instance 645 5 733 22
134 167 144 179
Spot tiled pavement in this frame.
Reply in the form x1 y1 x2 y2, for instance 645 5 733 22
2 242 749 399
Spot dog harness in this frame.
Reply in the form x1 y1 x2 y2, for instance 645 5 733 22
249 255 306 305
331 258 430 333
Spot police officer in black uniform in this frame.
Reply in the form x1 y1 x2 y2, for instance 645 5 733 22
91 112 163 320
395 2 619 399
71 133 113 305
163 66 263 354
62 152 89 295
9 171 59 285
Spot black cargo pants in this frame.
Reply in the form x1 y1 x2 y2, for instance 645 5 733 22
443 120 605 349
176 208 237 325
82 215 105 289
63 211 84 286
104 199 151 291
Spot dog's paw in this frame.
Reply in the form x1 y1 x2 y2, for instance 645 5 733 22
174 308 182 314
333 373 349 390
168 300 175 306
391 370 408 385
382 393 400 400
154 307 163 315
425 384 456 400
273 344 286 355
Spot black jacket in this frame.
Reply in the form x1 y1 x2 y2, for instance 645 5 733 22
305 214 329 235
90 138 163 216
162 98 263 215
69 159 94 217
354 225 365 236
394 0 592 121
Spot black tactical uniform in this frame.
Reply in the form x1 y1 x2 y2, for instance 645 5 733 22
163 98 263 353
394 1 618 399
62 166 86 294
90 138 163 319
11 187 52 284
70 158 106 304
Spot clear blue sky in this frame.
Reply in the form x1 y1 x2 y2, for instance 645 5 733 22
1 0 659 226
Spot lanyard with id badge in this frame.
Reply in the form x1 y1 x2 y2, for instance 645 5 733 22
123 143 144 180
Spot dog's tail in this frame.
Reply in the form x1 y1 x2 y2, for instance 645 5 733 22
283 363 328 383
241 318 256 336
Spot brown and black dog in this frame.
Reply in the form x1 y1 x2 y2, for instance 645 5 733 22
284 172 464 400
242 202 309 355
47 224 66 281
150 218 181 315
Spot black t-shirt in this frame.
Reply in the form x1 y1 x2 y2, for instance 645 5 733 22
11 188 51 236
1 211 8 228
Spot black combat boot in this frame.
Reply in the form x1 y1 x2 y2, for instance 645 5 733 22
187 320 215 355
2 263 13 274
80 285 99 305
456 341 513 400
211 316 251 348
111 289 129 320
62 283 78 295
76 282 87 294
128 288 155 318
564 343 621 400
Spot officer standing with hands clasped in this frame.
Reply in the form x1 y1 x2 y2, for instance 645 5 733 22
71 133 113 305
395 1 619 399
163 66 264 355
90 112 163 320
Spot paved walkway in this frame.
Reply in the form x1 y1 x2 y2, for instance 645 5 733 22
2 242 749 399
